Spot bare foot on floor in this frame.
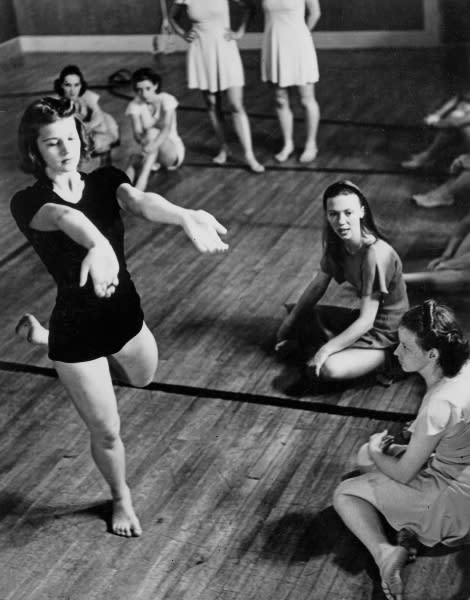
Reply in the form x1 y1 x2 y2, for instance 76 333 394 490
379 545 408 600
245 155 265 173
274 142 294 163
112 491 142 538
299 145 318 163
15 314 49 345
213 149 228 165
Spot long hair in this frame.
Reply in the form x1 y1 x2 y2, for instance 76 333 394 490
401 299 469 377
18 97 90 178
54 64 88 97
322 180 386 266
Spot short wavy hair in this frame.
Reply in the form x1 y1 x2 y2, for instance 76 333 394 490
131 67 162 91
18 96 90 178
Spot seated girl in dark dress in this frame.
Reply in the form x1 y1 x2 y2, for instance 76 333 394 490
276 181 409 381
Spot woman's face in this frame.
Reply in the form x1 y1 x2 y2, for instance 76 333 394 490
326 192 364 244
135 79 159 102
394 326 434 373
61 74 82 100
36 116 81 176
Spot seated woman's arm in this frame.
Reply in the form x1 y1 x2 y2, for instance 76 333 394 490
142 106 174 154
116 184 228 253
368 426 443 484
319 293 380 355
308 293 380 375
30 203 119 297
276 270 331 341
83 92 105 132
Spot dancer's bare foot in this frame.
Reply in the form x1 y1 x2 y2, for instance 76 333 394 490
15 314 49 345
379 546 408 600
245 154 265 173
213 149 228 165
112 489 142 538
299 145 318 163
274 141 294 163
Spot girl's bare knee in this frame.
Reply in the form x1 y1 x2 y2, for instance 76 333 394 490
320 359 342 380
91 422 121 449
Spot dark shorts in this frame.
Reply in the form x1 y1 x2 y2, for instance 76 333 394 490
49 281 144 363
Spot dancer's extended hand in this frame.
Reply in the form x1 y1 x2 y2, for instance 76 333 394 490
80 243 120 298
184 29 198 43
225 28 243 41
181 209 229 253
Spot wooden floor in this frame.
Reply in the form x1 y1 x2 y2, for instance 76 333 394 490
1 48 470 599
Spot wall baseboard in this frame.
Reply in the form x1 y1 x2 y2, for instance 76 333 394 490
0 37 22 63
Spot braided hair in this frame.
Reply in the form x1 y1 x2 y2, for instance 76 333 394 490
401 299 469 377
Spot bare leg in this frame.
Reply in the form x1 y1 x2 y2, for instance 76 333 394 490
273 86 294 162
202 90 229 164
134 150 159 191
404 268 470 292
15 313 49 345
412 170 470 207
20 321 157 537
226 86 264 173
334 485 408 600
402 129 458 169
55 357 143 537
316 348 387 380
298 83 320 163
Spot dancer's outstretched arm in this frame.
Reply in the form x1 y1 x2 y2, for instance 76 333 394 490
116 184 228 253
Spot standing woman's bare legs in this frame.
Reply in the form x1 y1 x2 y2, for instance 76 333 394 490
202 90 229 164
273 86 294 162
226 86 264 173
298 83 320 163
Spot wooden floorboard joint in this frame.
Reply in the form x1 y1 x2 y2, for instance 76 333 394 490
0 359 415 423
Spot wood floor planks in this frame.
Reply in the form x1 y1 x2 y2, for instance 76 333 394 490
1 47 470 599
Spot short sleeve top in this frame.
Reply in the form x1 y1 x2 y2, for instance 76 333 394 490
320 238 409 341
408 362 470 470
125 92 179 138
11 167 131 296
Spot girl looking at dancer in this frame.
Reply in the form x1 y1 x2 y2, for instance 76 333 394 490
276 181 409 381
125 67 185 191
12 97 228 537
54 64 119 164
334 300 470 600
169 0 264 173
261 0 321 163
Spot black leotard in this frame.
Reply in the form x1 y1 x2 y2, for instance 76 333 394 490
11 167 144 362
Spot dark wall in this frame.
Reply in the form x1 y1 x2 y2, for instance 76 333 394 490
13 0 159 35
10 0 427 36
0 0 18 43
6 0 470 44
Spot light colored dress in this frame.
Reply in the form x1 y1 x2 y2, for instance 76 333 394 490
175 0 245 92
73 90 119 154
262 0 319 87
125 92 185 167
351 362 470 547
